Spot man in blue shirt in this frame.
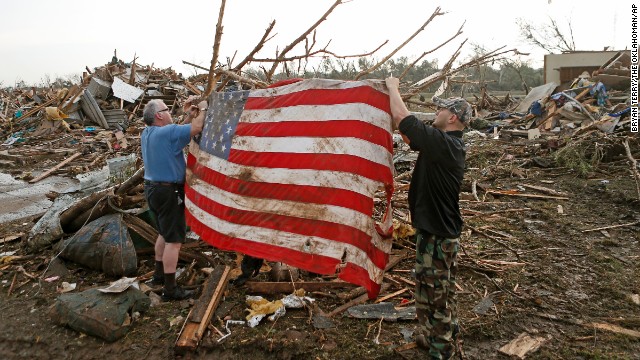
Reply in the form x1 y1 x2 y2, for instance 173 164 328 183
386 77 471 359
142 97 206 301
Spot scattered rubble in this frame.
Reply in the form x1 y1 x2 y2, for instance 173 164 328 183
0 3 638 357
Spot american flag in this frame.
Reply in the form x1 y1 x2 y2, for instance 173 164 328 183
185 78 394 298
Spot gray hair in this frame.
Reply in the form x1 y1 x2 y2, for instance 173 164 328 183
143 99 164 125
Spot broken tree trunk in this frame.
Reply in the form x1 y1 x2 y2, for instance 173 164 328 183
124 214 215 267
115 167 145 195
204 0 227 98
59 168 144 233
59 187 114 232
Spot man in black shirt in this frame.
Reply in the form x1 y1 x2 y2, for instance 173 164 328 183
386 77 470 360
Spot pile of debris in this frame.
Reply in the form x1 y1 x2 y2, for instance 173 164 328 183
473 51 633 138
0 55 210 183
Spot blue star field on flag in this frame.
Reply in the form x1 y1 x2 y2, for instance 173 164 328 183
200 90 250 160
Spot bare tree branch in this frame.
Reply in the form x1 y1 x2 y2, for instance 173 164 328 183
233 21 277 72
404 44 520 101
265 0 345 81
355 7 444 80
214 68 268 89
398 21 464 80
250 40 388 63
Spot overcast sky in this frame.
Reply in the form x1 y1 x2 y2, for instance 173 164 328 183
0 0 631 86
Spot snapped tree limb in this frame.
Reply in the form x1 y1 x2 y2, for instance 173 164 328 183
355 7 445 80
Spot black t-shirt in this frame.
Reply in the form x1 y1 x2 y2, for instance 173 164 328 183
398 115 466 238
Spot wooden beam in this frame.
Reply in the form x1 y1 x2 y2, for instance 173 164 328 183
245 281 357 295
327 283 390 318
336 250 410 301
520 184 568 197
29 152 81 183
374 288 409 303
486 190 569 200
15 98 56 121
183 80 202 96
0 233 23 245
581 220 640 233
175 265 231 353
588 322 640 338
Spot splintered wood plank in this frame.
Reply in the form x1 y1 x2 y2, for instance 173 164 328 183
589 322 640 338
15 98 56 121
486 190 569 200
498 332 547 359
175 265 231 353
29 152 81 183
195 265 231 339
0 233 23 244
374 288 409 304
327 283 391 318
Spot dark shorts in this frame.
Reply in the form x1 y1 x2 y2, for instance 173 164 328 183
144 182 186 244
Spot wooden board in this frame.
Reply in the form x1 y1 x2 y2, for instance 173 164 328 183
175 265 231 353
29 152 81 183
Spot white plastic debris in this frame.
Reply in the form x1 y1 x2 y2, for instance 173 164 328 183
58 282 76 293
217 320 246 342
98 277 139 293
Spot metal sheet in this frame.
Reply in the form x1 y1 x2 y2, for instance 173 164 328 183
112 77 144 103
80 90 109 129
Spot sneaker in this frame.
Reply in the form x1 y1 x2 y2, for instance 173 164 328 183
161 286 194 301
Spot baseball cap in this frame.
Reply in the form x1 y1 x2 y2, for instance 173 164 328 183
432 96 473 124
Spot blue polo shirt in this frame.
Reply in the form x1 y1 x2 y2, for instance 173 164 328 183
141 124 192 183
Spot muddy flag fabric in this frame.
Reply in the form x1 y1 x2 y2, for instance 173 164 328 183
185 78 394 298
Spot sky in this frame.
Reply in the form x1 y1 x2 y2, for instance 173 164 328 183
0 0 632 86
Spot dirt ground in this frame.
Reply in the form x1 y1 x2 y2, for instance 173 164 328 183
0 131 639 360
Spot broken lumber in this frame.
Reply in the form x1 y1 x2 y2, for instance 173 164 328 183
374 288 409 304
15 98 56 121
327 283 390 318
336 250 410 301
175 265 231 353
498 332 547 359
245 281 357 295
521 184 568 197
588 322 640 338
581 220 640 233
486 189 569 200
29 152 82 184
0 233 23 245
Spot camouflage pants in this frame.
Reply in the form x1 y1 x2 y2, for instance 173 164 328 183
415 230 460 360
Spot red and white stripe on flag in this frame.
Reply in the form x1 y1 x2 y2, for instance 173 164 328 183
185 78 394 298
